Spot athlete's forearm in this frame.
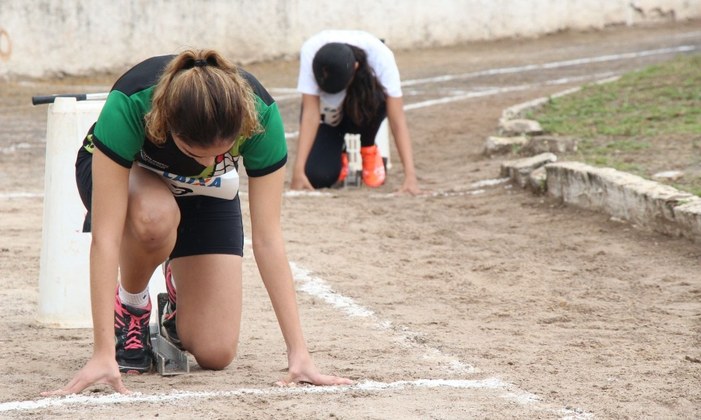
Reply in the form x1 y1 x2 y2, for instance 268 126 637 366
293 95 321 177
254 244 309 354
89 149 130 356
387 97 417 179
89 240 120 355
249 169 309 353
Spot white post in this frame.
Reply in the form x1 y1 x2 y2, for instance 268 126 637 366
343 133 362 187
37 97 164 328
375 118 391 170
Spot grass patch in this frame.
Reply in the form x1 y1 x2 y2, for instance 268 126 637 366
526 53 701 194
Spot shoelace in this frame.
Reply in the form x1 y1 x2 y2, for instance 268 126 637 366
124 312 150 350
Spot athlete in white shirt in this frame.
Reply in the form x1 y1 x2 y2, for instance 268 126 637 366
291 30 420 194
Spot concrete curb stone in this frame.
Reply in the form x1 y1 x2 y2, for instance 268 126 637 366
494 83 701 243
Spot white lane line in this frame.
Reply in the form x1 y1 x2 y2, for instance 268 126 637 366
0 259 591 418
271 44 697 108
404 71 617 111
0 378 589 416
291 263 477 374
283 71 617 140
283 190 334 197
400 45 696 87
269 44 697 100
290 262 592 419
0 192 44 199
272 93 300 101
1 143 34 154
366 178 511 199
268 87 298 94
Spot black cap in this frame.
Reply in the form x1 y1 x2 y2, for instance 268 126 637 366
312 42 356 94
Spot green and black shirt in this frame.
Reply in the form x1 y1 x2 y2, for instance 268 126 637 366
83 54 286 198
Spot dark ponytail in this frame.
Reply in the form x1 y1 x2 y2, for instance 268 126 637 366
145 49 260 147
343 45 386 127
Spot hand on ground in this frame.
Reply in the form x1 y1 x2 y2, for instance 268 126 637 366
290 173 315 191
275 355 353 387
41 355 128 396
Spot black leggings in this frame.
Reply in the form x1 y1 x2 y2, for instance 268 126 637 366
305 102 387 189
75 146 244 258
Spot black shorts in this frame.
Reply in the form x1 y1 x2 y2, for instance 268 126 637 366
304 100 387 189
75 146 244 258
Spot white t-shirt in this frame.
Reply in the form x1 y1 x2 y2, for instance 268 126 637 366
297 30 402 126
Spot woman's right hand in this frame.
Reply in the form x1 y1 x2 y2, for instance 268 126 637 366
290 172 314 191
41 354 128 396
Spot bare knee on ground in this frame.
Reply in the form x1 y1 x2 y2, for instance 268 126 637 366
188 340 238 370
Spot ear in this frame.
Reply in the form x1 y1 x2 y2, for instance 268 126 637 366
354 62 359 70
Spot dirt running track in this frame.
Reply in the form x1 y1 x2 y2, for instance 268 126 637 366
1 22 700 419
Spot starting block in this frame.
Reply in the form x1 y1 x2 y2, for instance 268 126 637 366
151 334 189 375
342 118 391 188
343 133 363 187
151 293 189 375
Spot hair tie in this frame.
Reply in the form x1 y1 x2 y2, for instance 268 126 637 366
193 59 207 67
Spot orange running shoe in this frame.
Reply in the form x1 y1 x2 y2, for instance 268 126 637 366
337 152 349 183
360 144 386 187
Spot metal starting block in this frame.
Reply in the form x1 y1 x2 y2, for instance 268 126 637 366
150 293 189 376
343 133 363 187
150 332 189 376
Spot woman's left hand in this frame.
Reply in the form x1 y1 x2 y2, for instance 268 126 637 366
397 175 421 195
276 353 353 387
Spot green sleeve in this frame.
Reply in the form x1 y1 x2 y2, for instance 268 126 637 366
93 89 151 167
239 98 288 177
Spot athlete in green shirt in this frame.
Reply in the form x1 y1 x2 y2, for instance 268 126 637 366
43 49 352 395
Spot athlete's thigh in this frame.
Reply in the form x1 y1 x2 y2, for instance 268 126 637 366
170 254 243 348
119 165 179 288
127 164 178 217
305 123 346 188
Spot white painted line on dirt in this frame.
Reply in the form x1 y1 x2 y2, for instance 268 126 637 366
368 189 487 199
470 178 511 188
269 44 697 97
364 177 509 199
289 263 593 419
283 190 334 197
268 87 299 94
283 71 616 141
273 44 697 142
400 45 696 87
403 84 526 110
0 192 43 199
291 261 477 373
278 177 508 200
272 93 300 101
0 378 591 418
404 71 617 111
430 189 485 197
0 262 591 417
1 142 34 154
2 380 500 413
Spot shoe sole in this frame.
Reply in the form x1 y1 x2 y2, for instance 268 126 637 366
118 364 152 374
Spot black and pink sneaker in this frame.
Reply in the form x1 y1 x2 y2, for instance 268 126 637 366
161 260 183 350
114 291 153 374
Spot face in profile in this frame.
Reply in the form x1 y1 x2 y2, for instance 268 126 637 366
172 134 235 167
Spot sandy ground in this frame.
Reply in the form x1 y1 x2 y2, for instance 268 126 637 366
1 22 700 419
